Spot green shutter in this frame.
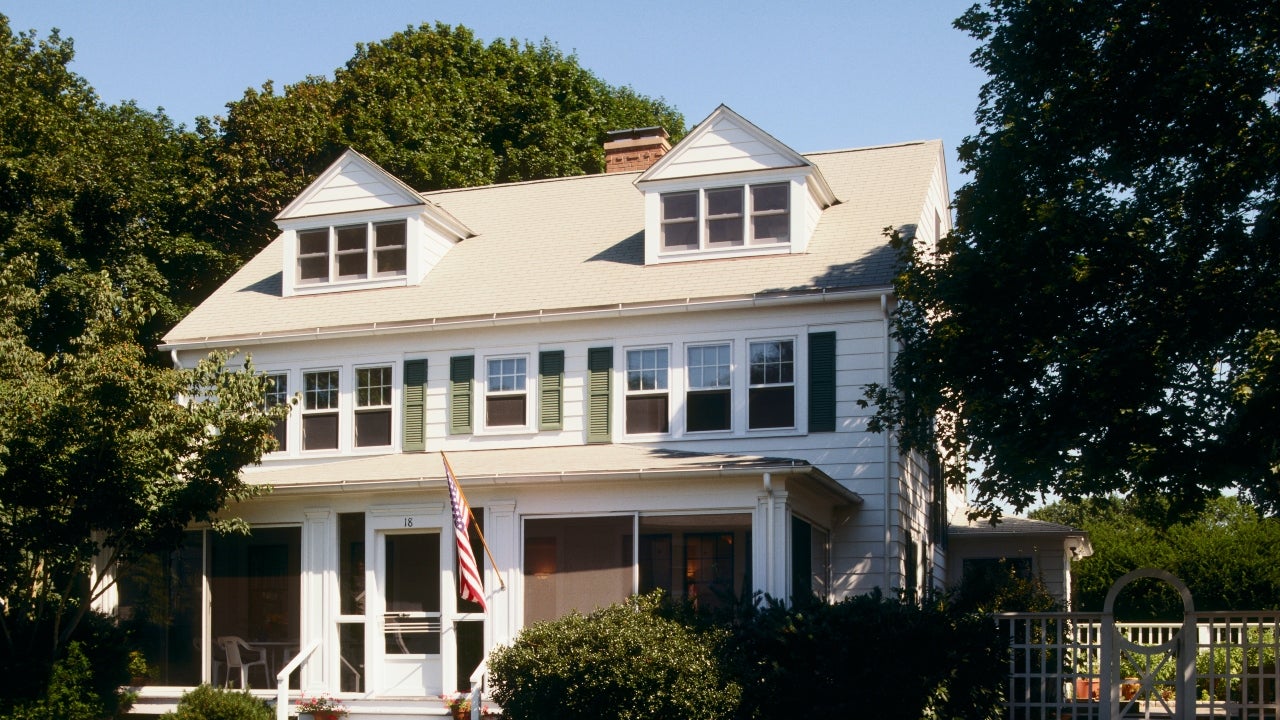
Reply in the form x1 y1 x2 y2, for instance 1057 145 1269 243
402 359 428 451
539 350 565 431
586 347 612 444
808 331 837 432
449 355 474 435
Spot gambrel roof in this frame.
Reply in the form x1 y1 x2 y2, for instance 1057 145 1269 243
161 139 945 349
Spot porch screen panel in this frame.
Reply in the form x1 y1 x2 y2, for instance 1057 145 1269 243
523 516 632 624
209 526 302 688
115 530 203 686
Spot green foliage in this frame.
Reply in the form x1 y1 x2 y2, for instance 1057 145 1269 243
1031 495 1280 616
1196 628 1278 702
4 643 104 720
724 591 1006 720
0 255 284 707
487 592 739 720
863 0 1280 517
950 559 1061 614
159 685 274 720
187 22 686 263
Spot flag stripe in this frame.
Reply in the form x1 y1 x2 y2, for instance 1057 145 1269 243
445 455 487 611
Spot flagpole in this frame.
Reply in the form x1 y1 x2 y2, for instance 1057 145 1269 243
441 451 506 590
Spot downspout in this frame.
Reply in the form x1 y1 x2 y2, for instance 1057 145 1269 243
763 472 774 597
881 293 893 591
170 349 182 370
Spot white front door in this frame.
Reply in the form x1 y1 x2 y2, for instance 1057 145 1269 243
373 529 443 696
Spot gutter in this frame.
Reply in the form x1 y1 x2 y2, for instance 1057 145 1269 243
159 286 893 352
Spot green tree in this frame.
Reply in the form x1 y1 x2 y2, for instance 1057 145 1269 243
863 1 1280 516
187 22 686 262
1031 495 1280 617
0 257 285 715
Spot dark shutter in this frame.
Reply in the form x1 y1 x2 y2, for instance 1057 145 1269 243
449 355 474 435
538 350 565 431
808 331 837 432
586 347 613 444
402 359 427 451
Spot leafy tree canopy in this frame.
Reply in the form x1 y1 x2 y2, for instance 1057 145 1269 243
865 1 1280 517
187 22 686 262
1031 494 1280 618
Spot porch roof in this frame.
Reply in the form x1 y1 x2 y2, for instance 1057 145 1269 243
242 444 863 504
949 516 1084 537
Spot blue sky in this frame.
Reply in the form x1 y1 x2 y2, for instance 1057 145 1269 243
5 0 985 197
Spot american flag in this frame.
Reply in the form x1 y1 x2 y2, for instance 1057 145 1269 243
444 455 487 611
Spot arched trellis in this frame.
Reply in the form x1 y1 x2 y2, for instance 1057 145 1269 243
1101 568 1196 720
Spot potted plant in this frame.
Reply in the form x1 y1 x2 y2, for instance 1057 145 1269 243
295 694 348 720
443 692 473 720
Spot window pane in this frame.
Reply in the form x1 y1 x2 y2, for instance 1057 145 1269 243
355 409 391 447
487 358 526 392
523 517 633 625
705 188 744 247
748 386 795 429
639 514 750 609
626 348 668 391
336 252 366 279
304 371 339 410
336 225 367 252
687 389 731 432
626 394 669 434
338 513 365 616
298 256 328 283
707 217 743 247
303 413 339 450
706 187 743 217
661 192 696 221
662 221 698 251
374 222 406 277
749 341 794 385
374 221 406 248
356 367 392 407
751 183 788 212
298 229 329 256
751 214 790 244
375 247 406 276
486 395 526 426
264 373 288 452
688 344 730 389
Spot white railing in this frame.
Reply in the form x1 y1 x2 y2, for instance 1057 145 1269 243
275 639 320 720
469 657 488 720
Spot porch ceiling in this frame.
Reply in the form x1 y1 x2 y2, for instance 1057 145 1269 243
241 444 862 504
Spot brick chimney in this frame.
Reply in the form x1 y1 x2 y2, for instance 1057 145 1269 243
603 127 671 173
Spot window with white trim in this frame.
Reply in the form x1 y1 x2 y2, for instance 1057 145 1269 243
296 220 407 285
263 372 289 452
660 182 790 253
354 366 392 447
485 357 527 427
686 344 731 432
302 370 340 450
748 339 795 429
626 348 669 434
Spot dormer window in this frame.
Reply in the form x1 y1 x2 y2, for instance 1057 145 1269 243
296 220 407 286
659 182 790 253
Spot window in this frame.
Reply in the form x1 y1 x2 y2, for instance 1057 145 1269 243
485 357 526 427
302 370 340 450
263 372 289 452
354 366 392 447
626 348 668 434
686 344 731 432
659 183 790 253
748 340 795 429
295 220 407 285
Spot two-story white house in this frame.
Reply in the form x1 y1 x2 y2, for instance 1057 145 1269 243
113 105 978 715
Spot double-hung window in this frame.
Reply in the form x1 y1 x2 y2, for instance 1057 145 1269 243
263 372 289 452
659 183 790 253
296 220 408 285
486 357 527 427
354 366 392 447
686 344 731 432
748 340 795 429
626 348 669 434
302 370 340 450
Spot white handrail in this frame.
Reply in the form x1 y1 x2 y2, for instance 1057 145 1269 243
469 658 488 720
275 640 321 720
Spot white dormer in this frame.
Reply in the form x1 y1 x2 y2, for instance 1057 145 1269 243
275 149 471 297
636 105 837 265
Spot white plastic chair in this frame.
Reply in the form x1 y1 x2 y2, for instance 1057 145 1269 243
217 636 271 688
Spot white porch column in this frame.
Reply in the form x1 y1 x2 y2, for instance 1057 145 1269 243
301 508 332 691
485 500 517 647
754 474 791 601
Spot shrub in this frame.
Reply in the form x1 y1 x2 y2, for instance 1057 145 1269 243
724 591 1007 720
5 643 104 720
160 684 274 720
488 592 739 720
1 611 137 720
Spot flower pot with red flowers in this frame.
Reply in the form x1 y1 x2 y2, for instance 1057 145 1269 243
295 694 348 720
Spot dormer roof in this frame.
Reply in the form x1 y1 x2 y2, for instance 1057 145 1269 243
637 105 836 205
276 148 425 221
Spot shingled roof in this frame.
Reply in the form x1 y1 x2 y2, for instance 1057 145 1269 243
162 141 942 349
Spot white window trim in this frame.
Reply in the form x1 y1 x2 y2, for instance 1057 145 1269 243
683 341 734 435
353 363 396 449
480 352 535 435
294 220 408 288
746 336 799 432
260 357 401 458
300 366 343 454
623 345 672 437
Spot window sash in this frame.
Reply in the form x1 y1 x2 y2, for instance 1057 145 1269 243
356 366 393 408
264 373 289 451
485 357 528 428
